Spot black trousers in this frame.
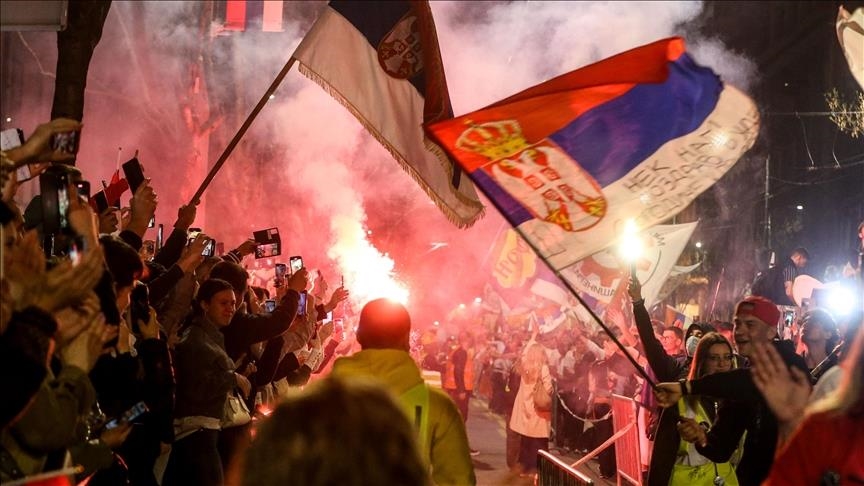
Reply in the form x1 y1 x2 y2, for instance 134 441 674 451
163 429 223 486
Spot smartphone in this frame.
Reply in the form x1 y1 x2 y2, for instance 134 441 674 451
104 401 149 430
289 255 303 275
202 238 215 257
50 130 80 155
129 283 149 335
122 157 146 195
148 215 155 228
91 190 109 213
39 166 72 235
253 227 281 259
255 242 281 259
187 227 202 246
274 263 287 287
264 299 277 313
297 291 308 317
156 224 164 251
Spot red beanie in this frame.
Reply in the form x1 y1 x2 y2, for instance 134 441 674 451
735 296 780 327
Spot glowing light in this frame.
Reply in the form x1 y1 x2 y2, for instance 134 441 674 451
796 204 804 210
458 303 466 309
328 216 410 306
824 287 856 317
639 193 650 204
695 241 703 249
433 320 439 326
269 94 275 100
4 117 10 123
618 219 643 263
474 297 482 304
367 229 373 235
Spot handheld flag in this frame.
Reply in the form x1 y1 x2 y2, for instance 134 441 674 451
293 0 484 227
426 38 759 267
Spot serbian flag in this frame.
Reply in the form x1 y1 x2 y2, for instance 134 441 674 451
426 38 759 269
292 1 484 228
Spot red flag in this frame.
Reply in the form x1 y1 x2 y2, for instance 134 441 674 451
105 169 129 206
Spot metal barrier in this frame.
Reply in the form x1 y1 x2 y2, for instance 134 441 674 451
611 395 642 485
538 449 594 486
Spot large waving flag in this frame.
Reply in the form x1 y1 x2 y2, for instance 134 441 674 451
562 222 698 307
292 0 484 227
426 38 759 268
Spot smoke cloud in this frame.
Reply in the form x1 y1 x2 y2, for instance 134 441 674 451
6 1 757 328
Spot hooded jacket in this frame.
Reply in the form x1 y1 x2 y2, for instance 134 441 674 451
331 349 476 486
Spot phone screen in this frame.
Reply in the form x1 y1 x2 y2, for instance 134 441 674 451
289 256 303 274
156 224 164 251
255 242 281 259
297 291 307 316
187 228 202 246
202 239 215 257
264 299 277 313
50 131 80 155
105 401 149 429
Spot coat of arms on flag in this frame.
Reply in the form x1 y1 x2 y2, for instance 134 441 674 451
292 0 484 227
426 38 759 268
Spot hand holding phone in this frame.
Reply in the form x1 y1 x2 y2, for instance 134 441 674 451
122 157 146 195
297 291 308 317
274 263 287 287
264 299 277 313
105 401 149 430
289 256 303 275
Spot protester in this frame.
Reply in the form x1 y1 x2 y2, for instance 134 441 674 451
629 277 740 485
508 336 553 478
653 296 808 486
756 322 864 485
329 298 476 486
239 376 431 486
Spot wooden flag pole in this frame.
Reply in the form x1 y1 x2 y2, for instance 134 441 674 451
190 57 298 205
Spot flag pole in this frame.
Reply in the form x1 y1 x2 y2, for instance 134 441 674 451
190 56 298 205
458 175 656 388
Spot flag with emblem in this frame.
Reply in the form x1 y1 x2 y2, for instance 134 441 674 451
292 0 484 227
426 37 759 268
561 222 697 307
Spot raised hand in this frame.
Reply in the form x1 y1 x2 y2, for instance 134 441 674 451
750 341 811 425
175 203 197 230
60 313 116 372
628 276 643 302
126 179 158 236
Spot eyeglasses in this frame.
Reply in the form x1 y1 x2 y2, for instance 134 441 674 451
707 354 734 364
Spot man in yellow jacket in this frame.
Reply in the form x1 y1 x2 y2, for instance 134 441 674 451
330 299 476 486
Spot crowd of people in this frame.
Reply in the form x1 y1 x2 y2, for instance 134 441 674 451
2 118 863 486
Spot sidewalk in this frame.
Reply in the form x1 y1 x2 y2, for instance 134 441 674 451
466 399 615 486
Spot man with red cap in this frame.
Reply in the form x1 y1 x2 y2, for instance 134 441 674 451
652 296 807 486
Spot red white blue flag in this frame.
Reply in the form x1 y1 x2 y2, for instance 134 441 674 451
426 38 759 268
292 1 484 227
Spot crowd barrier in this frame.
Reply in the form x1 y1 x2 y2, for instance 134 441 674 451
537 449 594 486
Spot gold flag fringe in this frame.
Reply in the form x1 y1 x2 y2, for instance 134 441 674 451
297 62 485 229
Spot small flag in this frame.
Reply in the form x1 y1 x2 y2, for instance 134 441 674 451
293 1 484 227
426 38 759 268
104 169 129 206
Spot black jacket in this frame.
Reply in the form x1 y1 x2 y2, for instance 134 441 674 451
633 301 692 486
690 339 807 486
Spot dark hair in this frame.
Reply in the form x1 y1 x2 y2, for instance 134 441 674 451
197 278 234 304
209 261 248 295
791 247 810 259
685 323 705 340
356 299 412 350
688 332 735 380
663 326 684 342
99 234 144 289
242 376 430 486
804 308 839 354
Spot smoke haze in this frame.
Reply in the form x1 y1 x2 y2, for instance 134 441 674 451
6 1 757 327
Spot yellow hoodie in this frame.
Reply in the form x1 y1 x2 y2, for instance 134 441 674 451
331 349 477 486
